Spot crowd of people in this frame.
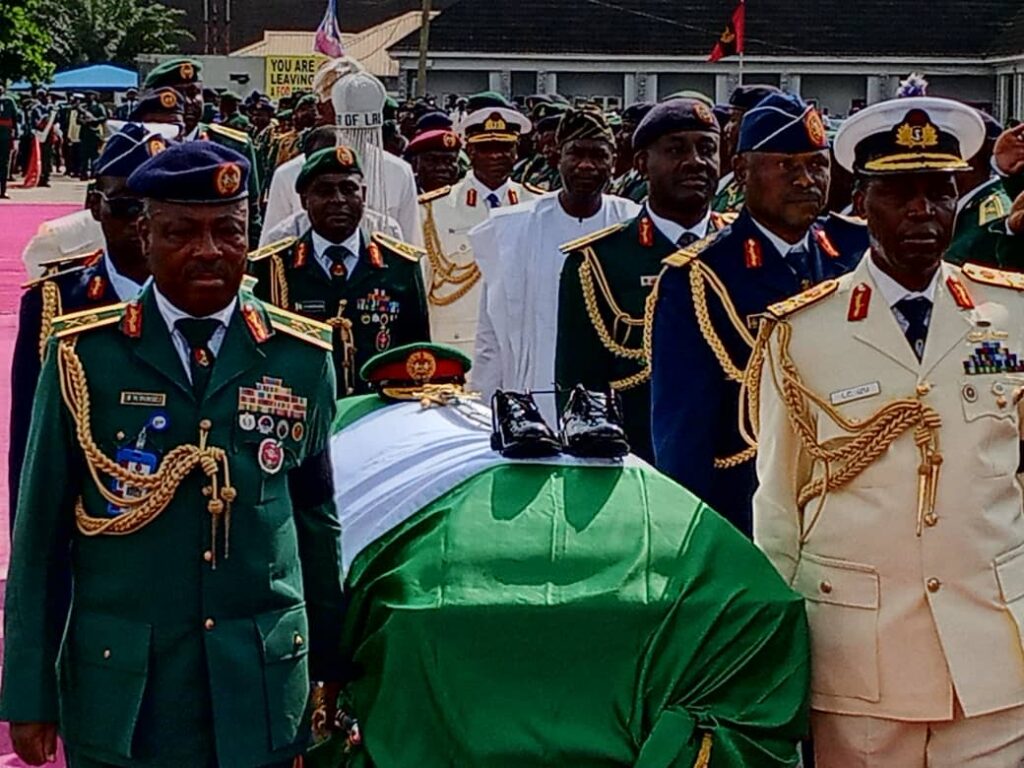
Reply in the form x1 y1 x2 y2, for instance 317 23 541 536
4 50 1024 767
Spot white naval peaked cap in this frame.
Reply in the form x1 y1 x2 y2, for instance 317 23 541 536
834 97 986 175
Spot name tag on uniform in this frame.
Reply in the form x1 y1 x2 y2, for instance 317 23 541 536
640 275 658 287
120 391 167 407
829 381 881 406
295 300 327 314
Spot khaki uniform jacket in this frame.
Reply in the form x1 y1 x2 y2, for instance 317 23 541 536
754 255 1024 721
419 175 535 361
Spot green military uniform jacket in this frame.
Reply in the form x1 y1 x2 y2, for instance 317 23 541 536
222 113 251 132
513 154 561 192
609 168 648 202
712 172 745 213
556 207 731 462
946 177 1013 266
196 122 264 243
0 286 345 768
249 229 431 397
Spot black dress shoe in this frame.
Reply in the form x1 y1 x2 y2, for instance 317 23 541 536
490 390 562 458
560 384 630 458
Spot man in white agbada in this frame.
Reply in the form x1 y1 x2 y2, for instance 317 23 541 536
261 59 420 247
469 107 639 425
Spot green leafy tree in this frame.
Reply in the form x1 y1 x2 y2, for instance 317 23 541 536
0 0 55 85
41 0 194 70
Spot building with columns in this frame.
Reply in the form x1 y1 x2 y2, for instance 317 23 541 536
389 0 1024 120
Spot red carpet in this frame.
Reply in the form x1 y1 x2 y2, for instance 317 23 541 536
0 203 79 767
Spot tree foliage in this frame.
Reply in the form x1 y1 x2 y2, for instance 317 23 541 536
41 0 195 70
0 0 55 85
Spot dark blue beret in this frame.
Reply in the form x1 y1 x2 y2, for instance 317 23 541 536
95 124 169 178
729 84 782 112
416 110 453 133
632 98 719 150
737 92 829 155
127 141 250 203
713 104 732 126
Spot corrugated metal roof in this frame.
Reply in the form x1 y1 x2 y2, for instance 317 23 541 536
231 11 434 77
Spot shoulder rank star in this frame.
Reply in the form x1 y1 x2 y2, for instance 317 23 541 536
638 216 654 247
848 283 871 321
744 239 762 269
947 275 975 309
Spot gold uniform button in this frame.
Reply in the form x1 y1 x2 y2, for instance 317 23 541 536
204 618 216 631
116 431 126 441
199 419 213 431
103 649 112 659
916 382 931 396
924 513 939 527
819 580 833 595
203 550 214 563
294 634 304 647
927 578 941 593
997 396 1008 408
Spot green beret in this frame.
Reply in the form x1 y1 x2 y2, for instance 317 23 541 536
219 90 241 102
295 145 363 193
144 58 203 89
295 93 318 109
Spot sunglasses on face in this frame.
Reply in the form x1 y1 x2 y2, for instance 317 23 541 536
97 192 144 220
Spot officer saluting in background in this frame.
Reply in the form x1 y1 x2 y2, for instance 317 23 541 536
0 142 344 768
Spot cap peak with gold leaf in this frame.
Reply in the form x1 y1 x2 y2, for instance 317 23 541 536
360 342 472 403
459 106 532 144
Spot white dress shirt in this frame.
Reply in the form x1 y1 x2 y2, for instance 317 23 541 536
647 208 711 245
103 252 146 302
750 216 811 258
469 173 512 209
866 253 940 334
152 287 237 382
311 229 361 279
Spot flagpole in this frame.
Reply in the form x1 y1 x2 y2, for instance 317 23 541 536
738 51 744 86
416 0 433 98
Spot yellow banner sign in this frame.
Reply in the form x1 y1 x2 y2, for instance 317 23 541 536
265 55 327 99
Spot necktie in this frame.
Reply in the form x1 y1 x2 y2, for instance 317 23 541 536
176 318 221 397
323 245 350 282
485 192 501 209
895 296 932 361
788 245 812 290
677 231 699 248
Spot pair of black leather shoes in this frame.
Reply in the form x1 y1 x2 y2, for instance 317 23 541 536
490 385 629 459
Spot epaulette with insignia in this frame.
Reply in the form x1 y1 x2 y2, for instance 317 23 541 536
37 247 104 272
22 261 93 290
830 211 868 226
51 302 127 338
248 236 297 262
524 182 547 196
979 193 1008 226
206 122 252 145
371 232 426 262
559 223 628 254
662 229 724 269
263 303 333 350
241 274 259 293
962 263 1024 291
418 185 452 204
767 280 839 318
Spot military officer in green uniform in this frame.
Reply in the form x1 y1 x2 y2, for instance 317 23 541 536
0 141 345 768
144 57 263 244
78 91 108 179
217 90 251 132
249 145 430 397
556 99 730 461
607 102 653 202
0 83 18 198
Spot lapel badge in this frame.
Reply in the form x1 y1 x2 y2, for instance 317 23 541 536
466 188 478 208
258 438 284 474
242 303 272 343
87 275 106 300
848 283 871 321
813 228 840 259
946 275 975 310
744 238 762 269
294 241 309 268
368 242 384 268
638 216 654 247
121 300 143 338
508 188 519 205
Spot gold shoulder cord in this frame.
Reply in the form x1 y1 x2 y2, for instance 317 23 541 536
578 247 653 390
762 320 942 541
326 299 357 396
423 203 481 306
57 338 237 566
270 254 290 309
694 733 713 768
39 281 62 361
684 260 758 467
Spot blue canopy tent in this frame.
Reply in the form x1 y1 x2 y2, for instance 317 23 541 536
11 64 138 92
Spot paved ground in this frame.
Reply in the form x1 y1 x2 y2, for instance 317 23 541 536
0 175 83 766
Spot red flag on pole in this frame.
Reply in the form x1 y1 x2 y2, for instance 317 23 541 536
708 0 745 62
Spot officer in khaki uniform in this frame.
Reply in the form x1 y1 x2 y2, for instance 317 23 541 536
419 107 535 360
0 142 344 767
249 145 429 397
557 98 731 462
754 97 1024 766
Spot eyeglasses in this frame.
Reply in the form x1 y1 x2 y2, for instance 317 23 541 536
96 192 144 220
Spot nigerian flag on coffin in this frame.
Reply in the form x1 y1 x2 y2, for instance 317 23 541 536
320 396 810 768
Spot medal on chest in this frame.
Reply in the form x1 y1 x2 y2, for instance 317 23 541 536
355 288 401 351
237 376 308 474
